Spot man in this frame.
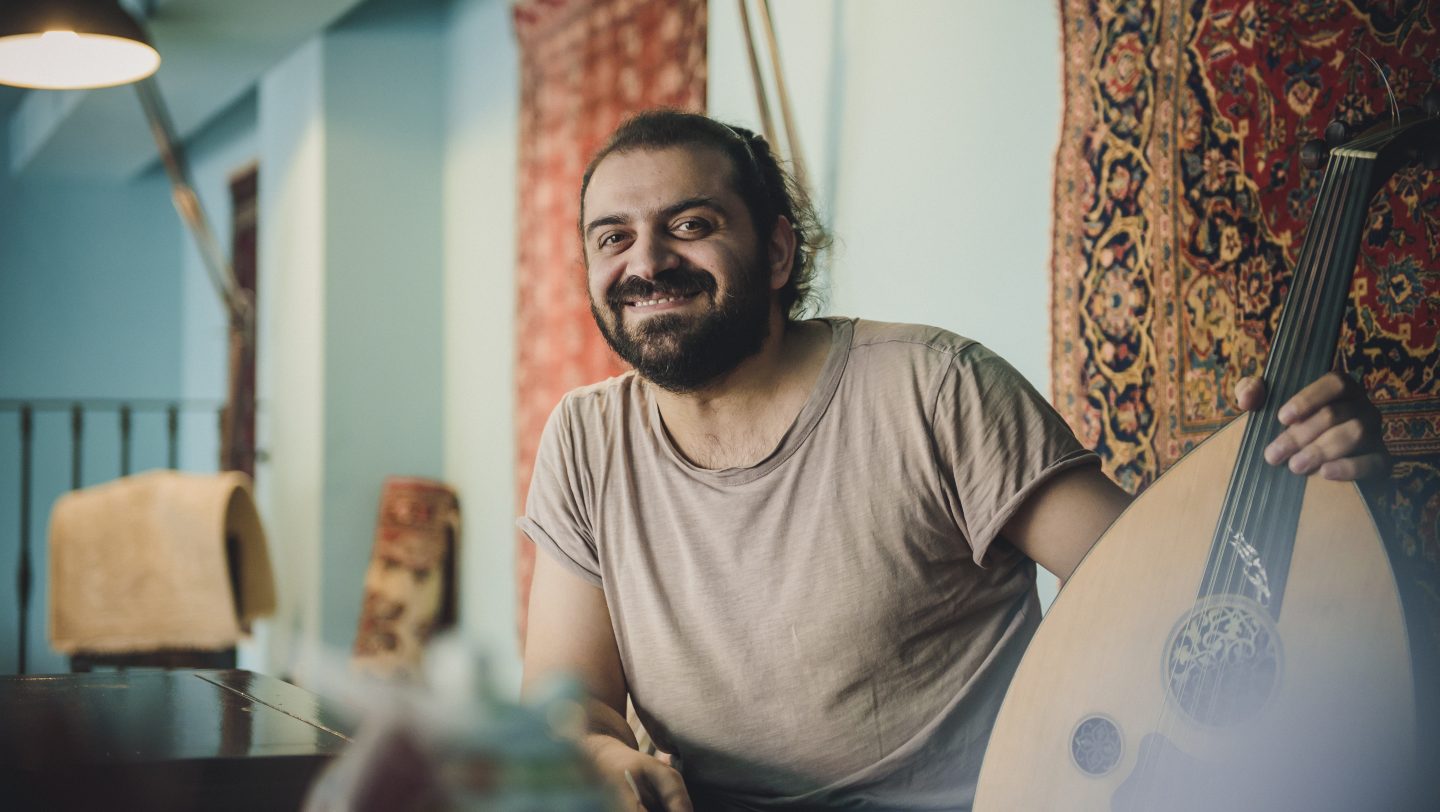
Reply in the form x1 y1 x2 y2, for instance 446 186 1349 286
518 111 1387 812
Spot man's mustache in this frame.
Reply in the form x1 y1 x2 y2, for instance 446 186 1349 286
607 267 717 309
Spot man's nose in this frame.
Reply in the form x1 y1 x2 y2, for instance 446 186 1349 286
627 231 679 281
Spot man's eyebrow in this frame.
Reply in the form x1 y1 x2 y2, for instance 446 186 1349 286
659 196 723 220
583 196 724 237
583 213 627 237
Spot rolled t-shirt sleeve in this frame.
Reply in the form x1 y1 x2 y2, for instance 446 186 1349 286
932 344 1099 565
517 398 603 587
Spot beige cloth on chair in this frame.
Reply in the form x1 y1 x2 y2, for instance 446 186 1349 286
48 470 276 655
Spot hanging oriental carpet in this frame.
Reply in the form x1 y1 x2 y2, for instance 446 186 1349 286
1052 0 1439 652
512 0 707 643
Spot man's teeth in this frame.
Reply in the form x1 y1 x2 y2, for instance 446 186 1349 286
631 294 689 307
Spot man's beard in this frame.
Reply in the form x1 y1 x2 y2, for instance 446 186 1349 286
591 262 772 393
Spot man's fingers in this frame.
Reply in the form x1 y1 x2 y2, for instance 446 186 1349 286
1281 420 1368 474
1235 376 1267 412
637 762 693 812
1276 371 1354 425
1319 453 1390 482
1264 401 1363 467
1247 371 1387 482
609 773 647 812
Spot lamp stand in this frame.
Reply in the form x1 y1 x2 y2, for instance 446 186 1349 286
134 76 255 475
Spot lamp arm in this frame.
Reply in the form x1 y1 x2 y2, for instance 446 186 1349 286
134 75 256 474
133 76 253 344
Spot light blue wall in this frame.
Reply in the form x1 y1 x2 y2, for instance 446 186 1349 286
0 0 449 676
0 112 185 673
0 172 183 398
311 0 449 650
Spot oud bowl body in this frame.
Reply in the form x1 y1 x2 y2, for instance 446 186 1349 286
973 415 1416 810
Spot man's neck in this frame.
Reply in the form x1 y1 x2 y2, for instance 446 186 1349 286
650 313 831 470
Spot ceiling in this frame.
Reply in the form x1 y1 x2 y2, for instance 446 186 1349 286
5 0 370 181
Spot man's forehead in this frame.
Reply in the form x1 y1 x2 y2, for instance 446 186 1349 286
584 144 738 211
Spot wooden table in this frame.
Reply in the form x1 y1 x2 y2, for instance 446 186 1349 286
0 669 353 811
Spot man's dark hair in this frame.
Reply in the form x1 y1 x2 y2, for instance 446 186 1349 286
580 109 829 320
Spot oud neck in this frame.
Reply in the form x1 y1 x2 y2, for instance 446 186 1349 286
1258 150 1376 410
1202 148 1378 615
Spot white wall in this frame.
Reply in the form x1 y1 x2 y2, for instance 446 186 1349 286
317 0 447 650
256 37 328 673
442 0 523 696
253 0 450 672
709 1 1065 602
709 0 1059 385
250 0 523 689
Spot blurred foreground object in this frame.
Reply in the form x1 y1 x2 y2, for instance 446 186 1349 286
48 470 274 665
304 634 611 811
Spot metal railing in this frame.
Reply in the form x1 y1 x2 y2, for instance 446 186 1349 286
1 398 224 674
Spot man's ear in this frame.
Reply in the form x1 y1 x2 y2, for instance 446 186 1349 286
767 215 797 291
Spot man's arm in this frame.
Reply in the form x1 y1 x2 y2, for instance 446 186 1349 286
1001 466 1132 581
522 552 692 812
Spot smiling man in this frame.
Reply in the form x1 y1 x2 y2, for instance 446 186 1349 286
515 111 1388 812
581 129 818 401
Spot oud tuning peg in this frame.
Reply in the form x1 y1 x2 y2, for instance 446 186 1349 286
1301 139 1329 170
1324 120 1351 147
1425 90 1440 117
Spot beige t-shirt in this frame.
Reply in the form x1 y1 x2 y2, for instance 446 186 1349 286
520 318 1097 810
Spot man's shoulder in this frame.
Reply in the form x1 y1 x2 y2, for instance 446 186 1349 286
552 370 645 425
842 317 986 363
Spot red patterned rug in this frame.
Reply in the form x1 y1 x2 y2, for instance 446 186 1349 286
1053 0 1439 646
512 0 707 644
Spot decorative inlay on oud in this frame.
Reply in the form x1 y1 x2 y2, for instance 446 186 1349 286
1070 714 1123 776
1163 596 1282 727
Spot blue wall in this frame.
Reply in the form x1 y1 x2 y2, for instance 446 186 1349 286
316 0 447 649
0 119 186 673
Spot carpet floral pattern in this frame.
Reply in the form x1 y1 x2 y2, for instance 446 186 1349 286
512 0 706 643
1053 0 1439 641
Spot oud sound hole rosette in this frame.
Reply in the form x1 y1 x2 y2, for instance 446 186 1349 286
1070 714 1123 776
1162 596 1282 727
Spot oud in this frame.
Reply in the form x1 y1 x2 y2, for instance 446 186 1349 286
974 104 1438 810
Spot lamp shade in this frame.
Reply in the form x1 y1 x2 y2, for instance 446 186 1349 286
0 0 159 89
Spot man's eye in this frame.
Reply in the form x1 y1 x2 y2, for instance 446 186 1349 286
673 218 711 237
598 232 627 249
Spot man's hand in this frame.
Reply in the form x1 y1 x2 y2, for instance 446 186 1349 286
524 555 690 810
1236 372 1389 481
584 734 692 812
